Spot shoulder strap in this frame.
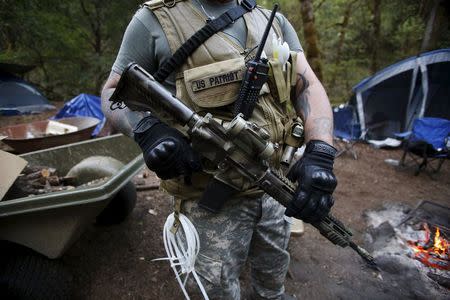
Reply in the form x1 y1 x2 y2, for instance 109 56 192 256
153 0 257 83
144 0 185 10
258 7 283 40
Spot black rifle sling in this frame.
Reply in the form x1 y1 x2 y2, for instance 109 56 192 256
153 0 257 83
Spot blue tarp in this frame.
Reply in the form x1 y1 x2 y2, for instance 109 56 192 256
0 72 55 115
52 93 105 136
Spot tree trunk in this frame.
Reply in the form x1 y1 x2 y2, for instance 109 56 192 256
370 0 381 74
335 1 357 66
331 0 357 83
79 0 108 93
299 0 323 81
80 0 104 54
420 0 447 52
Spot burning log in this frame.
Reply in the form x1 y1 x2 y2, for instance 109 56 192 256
407 223 449 271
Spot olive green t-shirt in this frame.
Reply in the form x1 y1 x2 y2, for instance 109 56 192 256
112 0 303 94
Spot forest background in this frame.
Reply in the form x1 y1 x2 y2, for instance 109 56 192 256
0 0 449 105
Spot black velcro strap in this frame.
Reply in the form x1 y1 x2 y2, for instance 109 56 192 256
153 0 257 83
305 140 338 157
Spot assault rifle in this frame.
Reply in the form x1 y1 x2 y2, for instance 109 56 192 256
110 63 377 267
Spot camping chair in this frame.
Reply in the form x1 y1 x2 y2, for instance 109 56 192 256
333 105 361 159
397 117 450 176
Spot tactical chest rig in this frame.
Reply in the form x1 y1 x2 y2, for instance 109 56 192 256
144 0 299 199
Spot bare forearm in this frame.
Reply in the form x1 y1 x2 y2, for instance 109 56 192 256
293 57 333 145
101 73 148 138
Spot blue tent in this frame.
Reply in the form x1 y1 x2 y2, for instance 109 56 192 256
52 93 105 136
350 49 450 140
0 72 55 115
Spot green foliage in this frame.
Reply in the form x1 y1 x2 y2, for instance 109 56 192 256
0 0 447 104
309 0 426 104
0 0 141 100
268 0 436 105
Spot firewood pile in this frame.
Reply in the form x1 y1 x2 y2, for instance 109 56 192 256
3 165 108 200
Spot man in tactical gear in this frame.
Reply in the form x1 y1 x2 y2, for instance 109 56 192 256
101 0 337 299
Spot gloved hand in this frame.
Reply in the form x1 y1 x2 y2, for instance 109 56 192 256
285 140 337 223
133 115 202 180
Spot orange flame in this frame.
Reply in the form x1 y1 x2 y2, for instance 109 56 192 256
407 224 449 270
434 227 448 254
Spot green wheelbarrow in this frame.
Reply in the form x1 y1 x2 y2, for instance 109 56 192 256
0 134 145 298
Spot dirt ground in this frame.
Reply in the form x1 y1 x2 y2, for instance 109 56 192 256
61 143 449 300
1 111 449 299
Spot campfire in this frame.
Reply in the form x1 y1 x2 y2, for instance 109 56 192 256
364 202 450 295
407 224 449 271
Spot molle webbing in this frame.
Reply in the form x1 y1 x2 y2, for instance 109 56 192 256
143 0 290 199
150 0 257 83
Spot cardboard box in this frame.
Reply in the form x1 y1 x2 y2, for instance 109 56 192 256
0 136 28 200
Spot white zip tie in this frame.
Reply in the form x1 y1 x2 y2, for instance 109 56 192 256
153 213 209 300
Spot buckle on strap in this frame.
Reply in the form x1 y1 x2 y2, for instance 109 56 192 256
241 0 255 11
170 198 183 234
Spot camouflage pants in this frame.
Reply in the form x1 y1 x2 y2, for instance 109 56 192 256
180 194 291 300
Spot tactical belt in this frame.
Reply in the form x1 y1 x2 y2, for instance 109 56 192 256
153 0 257 83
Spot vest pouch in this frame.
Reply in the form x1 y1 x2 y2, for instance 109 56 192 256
268 51 298 104
183 58 246 108
288 51 298 98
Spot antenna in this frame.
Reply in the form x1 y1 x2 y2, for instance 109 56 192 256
254 4 279 61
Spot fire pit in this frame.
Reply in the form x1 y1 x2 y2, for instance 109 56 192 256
364 201 450 298
399 201 449 271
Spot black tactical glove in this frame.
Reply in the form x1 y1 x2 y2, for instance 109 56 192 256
133 115 202 180
285 140 337 223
